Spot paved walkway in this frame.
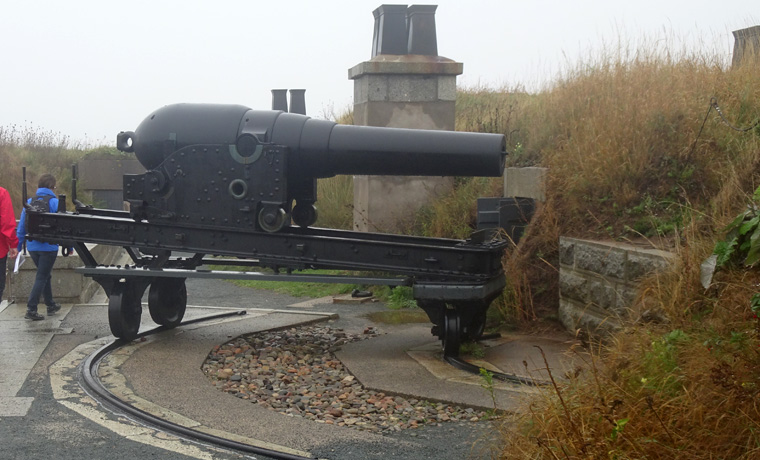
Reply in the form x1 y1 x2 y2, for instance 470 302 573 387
0 299 75 417
0 282 584 458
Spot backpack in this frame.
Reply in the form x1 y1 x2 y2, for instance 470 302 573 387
28 195 53 213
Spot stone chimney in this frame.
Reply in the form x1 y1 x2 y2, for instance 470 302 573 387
732 26 760 67
350 4 463 233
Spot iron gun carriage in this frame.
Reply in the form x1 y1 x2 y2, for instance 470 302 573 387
24 103 510 356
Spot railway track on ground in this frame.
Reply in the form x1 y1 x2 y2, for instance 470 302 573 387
79 311 545 460
80 310 312 460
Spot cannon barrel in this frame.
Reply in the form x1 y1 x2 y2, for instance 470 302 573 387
119 103 506 178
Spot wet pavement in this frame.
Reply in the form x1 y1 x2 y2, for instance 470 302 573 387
0 276 582 459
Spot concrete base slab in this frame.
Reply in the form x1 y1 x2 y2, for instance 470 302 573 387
483 333 588 382
52 308 343 457
285 296 334 309
15 288 589 457
338 325 588 415
46 307 333 459
406 345 538 395
337 325 534 413
332 294 375 304
0 396 34 417
0 301 73 414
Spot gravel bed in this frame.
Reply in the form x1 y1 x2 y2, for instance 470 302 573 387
201 325 489 434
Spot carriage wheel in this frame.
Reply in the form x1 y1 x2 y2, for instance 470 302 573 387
148 278 187 327
258 205 290 233
463 310 487 342
441 308 462 357
292 202 318 228
108 281 143 341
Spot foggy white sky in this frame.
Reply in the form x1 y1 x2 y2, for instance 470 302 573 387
0 0 756 145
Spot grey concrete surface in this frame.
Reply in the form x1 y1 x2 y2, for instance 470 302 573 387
0 275 583 459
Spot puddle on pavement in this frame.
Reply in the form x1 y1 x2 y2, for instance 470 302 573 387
365 309 430 324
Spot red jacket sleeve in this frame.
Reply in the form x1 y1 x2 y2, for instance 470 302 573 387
0 187 19 256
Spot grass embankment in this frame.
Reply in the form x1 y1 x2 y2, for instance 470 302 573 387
312 39 760 458
0 124 121 213
484 46 760 458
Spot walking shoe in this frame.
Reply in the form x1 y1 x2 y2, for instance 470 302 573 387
47 303 62 315
24 311 45 321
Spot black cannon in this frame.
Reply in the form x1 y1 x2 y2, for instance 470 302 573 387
24 103 510 356
116 103 506 232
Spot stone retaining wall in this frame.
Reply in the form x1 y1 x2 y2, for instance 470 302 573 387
5 244 125 305
558 237 674 335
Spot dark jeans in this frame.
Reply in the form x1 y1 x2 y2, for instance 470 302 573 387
27 250 58 313
0 255 6 302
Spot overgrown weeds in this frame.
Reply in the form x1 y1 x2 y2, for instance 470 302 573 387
495 39 760 456
502 216 760 458
0 124 101 215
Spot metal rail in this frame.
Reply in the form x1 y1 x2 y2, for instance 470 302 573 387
80 311 312 460
443 355 549 387
76 265 412 287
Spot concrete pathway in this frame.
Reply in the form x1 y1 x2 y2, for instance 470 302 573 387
0 277 585 459
0 299 74 417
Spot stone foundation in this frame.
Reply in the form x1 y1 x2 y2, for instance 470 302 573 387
558 237 674 335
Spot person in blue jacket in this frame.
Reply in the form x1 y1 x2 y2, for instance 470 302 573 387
16 174 62 321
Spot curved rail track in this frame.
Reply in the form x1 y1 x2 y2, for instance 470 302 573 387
444 355 548 387
79 311 545 460
80 310 312 460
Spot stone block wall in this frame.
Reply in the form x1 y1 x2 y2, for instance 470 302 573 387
558 237 674 335
5 244 125 305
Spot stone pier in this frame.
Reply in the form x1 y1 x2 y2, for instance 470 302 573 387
5 244 124 305
732 25 760 68
350 4 462 233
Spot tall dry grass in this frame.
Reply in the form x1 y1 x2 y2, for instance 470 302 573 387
451 40 760 327
494 39 760 458
502 218 760 459
0 124 94 216
315 174 353 229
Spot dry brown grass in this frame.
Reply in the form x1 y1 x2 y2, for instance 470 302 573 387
501 222 760 459
489 41 760 459
449 40 760 323
0 124 94 216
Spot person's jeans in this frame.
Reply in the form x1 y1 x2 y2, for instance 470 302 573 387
27 251 57 313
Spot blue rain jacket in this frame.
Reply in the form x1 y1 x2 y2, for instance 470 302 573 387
17 187 59 252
